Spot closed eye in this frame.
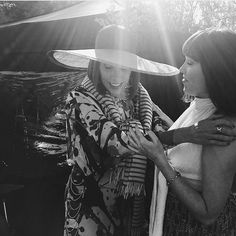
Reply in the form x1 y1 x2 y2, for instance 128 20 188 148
104 64 112 69
185 56 196 66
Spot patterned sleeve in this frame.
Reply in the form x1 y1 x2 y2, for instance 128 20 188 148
152 103 174 149
65 89 129 158
134 83 173 133
152 102 173 132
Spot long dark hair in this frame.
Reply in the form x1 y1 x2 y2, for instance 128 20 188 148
87 60 140 100
182 28 236 115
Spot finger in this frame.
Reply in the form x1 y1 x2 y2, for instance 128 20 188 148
210 134 234 142
134 126 152 145
218 127 236 136
128 128 140 144
214 119 235 128
209 113 225 120
134 126 145 139
127 143 139 153
146 131 159 143
207 139 231 146
127 136 139 148
232 128 236 137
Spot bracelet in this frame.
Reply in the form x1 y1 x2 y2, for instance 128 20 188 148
167 171 181 186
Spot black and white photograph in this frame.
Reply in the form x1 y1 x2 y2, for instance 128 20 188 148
0 0 236 235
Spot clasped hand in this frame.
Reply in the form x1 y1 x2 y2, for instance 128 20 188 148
126 113 236 165
182 114 236 146
127 127 166 166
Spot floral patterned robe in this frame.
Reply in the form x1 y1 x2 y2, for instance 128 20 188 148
63 77 170 236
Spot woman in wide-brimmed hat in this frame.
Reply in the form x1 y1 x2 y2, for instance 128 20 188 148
48 25 236 236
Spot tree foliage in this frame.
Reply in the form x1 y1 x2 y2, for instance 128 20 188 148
1 0 236 32
99 0 236 34
0 1 15 24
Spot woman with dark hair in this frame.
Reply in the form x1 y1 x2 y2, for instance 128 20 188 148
48 25 236 236
182 28 236 116
48 24 179 236
128 28 236 236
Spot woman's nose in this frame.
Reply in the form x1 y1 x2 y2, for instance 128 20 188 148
112 69 123 81
179 63 185 74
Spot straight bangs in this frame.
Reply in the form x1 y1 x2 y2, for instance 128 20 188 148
182 30 206 62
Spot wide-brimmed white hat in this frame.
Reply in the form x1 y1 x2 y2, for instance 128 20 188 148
48 25 179 76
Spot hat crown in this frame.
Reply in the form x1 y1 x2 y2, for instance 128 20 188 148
95 25 137 54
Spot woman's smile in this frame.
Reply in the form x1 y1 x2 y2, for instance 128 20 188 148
100 63 131 98
110 82 124 87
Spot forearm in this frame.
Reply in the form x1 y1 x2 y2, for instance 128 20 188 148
173 126 195 144
158 162 215 224
71 94 130 156
158 127 192 146
157 130 175 146
82 118 131 156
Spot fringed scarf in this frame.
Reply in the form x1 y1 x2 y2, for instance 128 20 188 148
81 76 153 235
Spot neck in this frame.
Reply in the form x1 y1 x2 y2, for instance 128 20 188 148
108 90 129 100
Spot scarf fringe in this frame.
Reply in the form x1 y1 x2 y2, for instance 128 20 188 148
130 227 144 236
109 166 125 184
110 167 145 198
117 182 145 199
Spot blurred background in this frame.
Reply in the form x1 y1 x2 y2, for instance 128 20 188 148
0 0 236 235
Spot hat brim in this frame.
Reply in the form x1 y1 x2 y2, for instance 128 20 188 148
48 49 179 76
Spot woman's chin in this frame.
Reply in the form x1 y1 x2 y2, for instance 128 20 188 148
109 90 123 98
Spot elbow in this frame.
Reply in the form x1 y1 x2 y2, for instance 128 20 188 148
193 200 220 226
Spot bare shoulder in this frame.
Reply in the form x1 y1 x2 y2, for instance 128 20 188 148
203 118 236 171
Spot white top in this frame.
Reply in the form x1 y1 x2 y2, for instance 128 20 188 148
149 98 216 236
167 98 216 180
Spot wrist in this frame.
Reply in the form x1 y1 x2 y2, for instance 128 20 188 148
166 170 181 186
155 157 172 174
173 127 192 144
158 130 175 146
160 164 181 186
153 151 168 170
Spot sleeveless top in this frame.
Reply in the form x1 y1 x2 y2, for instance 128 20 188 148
149 98 216 236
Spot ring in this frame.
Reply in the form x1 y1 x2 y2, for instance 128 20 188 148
216 126 223 133
193 122 199 129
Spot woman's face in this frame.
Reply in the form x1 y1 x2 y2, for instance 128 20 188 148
180 56 209 98
99 63 131 98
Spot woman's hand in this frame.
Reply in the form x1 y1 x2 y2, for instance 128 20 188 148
127 127 167 167
174 114 236 146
